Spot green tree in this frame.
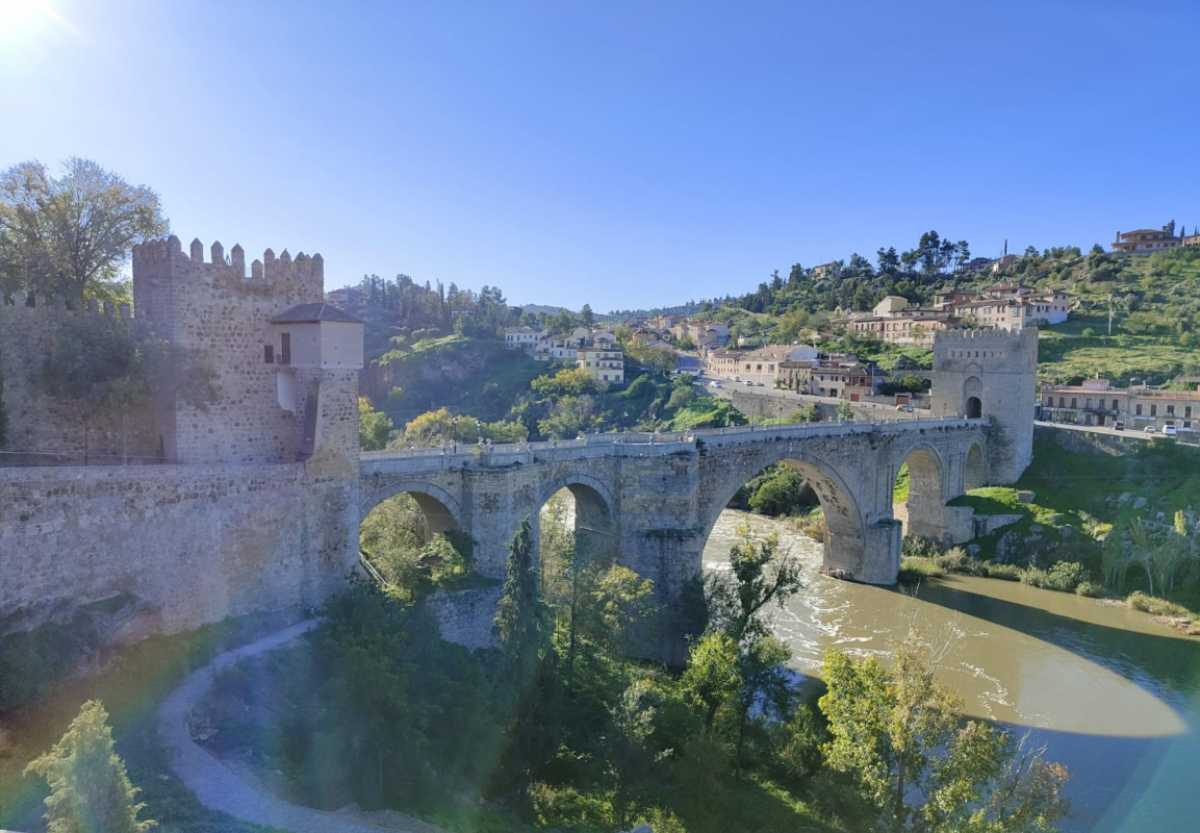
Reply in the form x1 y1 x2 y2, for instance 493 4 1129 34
748 466 811 516
24 699 156 833
538 394 601 439
819 643 1069 832
580 303 595 327
494 519 547 684
358 396 393 450
0 159 167 304
679 630 741 731
531 366 597 397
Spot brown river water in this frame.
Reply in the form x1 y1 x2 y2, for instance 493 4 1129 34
702 510 1200 833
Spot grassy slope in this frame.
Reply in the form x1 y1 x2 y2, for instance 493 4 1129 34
1003 248 1200 384
948 435 1200 614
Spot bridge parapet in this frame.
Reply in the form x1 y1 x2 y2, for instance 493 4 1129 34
360 417 986 474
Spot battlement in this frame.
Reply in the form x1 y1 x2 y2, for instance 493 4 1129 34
0 291 131 319
933 326 1038 360
132 235 324 285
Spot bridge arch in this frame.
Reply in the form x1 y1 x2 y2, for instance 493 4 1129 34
699 449 868 578
965 440 987 491
532 472 618 580
890 441 948 542
360 479 463 531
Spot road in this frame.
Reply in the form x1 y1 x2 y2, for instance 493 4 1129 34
158 619 444 833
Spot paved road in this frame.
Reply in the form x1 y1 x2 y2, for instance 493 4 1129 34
158 620 444 833
1035 420 1160 442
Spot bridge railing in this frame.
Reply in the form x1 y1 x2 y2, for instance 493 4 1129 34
360 417 983 467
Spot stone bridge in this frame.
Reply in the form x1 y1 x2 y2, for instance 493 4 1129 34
360 417 991 634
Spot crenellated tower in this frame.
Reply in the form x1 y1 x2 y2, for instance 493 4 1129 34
132 235 361 468
930 327 1038 483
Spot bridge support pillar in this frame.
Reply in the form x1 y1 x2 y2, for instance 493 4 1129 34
905 501 976 546
822 519 901 585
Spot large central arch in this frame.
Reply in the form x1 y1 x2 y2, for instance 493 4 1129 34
699 451 868 578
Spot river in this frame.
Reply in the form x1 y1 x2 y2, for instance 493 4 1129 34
702 510 1200 833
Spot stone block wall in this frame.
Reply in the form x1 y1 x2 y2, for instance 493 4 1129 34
0 463 359 642
0 297 159 463
932 328 1038 483
132 237 326 464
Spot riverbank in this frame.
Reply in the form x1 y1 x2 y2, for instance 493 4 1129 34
705 509 1200 832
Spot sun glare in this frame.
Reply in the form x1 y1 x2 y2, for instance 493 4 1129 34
0 0 70 49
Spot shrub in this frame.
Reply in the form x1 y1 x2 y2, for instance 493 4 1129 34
900 556 944 580
978 561 1023 581
1075 581 1103 597
1023 561 1086 592
933 547 968 572
1127 591 1193 619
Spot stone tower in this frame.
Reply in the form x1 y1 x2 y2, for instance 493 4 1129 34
930 327 1038 484
132 235 362 469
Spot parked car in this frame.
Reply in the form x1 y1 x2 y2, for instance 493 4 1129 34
1113 421 1125 431
744 380 755 387
1163 425 1179 436
895 404 914 413
708 380 721 388
1144 426 1158 434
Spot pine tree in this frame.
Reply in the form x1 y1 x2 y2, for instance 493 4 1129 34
25 699 156 833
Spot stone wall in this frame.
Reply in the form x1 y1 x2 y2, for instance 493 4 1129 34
1034 423 1149 456
423 585 502 650
0 297 159 463
132 237 326 465
931 328 1038 483
0 463 358 642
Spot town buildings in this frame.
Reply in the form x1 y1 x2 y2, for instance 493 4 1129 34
577 348 625 386
1112 220 1200 253
703 344 819 387
779 356 879 400
845 283 1070 346
1039 379 1200 431
503 324 628 385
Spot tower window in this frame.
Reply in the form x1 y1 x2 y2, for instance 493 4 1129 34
264 344 275 364
280 332 291 365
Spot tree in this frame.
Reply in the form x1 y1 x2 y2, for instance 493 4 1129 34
494 519 546 685
680 631 741 730
702 528 804 772
820 643 1068 832
24 699 156 833
580 303 595 327
358 396 393 450
538 395 601 439
0 159 168 304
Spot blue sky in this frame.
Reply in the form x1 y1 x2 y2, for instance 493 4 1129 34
2 1 1197 311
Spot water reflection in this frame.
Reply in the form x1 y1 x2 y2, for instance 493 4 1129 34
702 510 1200 832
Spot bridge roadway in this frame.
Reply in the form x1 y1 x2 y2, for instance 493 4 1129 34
359 417 990 601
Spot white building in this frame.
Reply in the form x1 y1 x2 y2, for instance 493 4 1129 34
578 348 625 386
504 326 546 351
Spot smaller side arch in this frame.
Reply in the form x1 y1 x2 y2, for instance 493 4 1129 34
360 477 464 533
964 440 988 491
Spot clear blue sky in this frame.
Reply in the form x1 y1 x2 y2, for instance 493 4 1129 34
2 1 1197 311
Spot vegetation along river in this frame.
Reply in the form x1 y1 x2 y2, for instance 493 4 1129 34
703 510 1200 833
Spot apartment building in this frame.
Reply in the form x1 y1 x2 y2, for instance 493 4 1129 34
704 344 819 386
1039 379 1200 431
577 348 625 386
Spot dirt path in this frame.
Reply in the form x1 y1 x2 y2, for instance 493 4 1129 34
157 619 444 833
